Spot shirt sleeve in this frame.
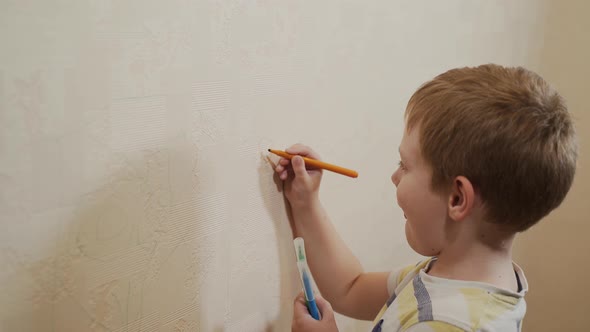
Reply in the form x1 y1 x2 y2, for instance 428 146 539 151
404 321 465 332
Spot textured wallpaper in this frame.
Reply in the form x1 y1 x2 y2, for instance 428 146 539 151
0 1 547 331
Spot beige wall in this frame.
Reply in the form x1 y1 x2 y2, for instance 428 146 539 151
0 1 569 331
514 1 590 331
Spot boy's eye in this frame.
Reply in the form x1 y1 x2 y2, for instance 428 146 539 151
398 160 406 171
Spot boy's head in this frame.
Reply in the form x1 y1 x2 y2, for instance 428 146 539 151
399 64 577 240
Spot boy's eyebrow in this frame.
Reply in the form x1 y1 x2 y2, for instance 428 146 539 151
399 147 411 164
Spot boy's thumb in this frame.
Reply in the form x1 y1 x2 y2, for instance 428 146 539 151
292 156 308 178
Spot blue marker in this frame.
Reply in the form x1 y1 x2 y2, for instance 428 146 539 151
294 237 321 320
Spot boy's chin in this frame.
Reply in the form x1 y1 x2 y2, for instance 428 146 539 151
405 224 440 257
409 242 440 257
404 224 422 254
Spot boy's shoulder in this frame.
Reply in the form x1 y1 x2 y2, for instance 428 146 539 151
374 259 528 331
388 258 528 295
386 258 432 295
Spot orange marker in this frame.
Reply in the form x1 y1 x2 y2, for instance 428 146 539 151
268 149 358 178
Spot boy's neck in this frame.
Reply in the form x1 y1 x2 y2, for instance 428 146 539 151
428 221 519 292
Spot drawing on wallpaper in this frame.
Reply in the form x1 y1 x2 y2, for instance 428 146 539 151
74 183 141 260
111 283 202 332
88 276 139 328
87 273 147 330
67 147 212 331
0 250 109 331
97 270 205 332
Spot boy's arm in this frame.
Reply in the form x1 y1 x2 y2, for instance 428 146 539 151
290 187 390 320
276 144 390 320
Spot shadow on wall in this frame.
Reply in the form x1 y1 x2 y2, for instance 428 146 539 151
259 155 298 332
0 148 214 331
210 153 297 332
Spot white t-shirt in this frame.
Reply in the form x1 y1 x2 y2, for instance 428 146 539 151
370 258 528 332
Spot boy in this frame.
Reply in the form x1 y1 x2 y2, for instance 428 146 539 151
273 64 577 331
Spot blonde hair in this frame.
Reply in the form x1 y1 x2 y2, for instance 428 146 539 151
406 64 577 232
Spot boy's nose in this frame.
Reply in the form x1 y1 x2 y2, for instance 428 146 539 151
391 170 400 187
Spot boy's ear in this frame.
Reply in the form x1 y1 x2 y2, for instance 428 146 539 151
448 176 475 222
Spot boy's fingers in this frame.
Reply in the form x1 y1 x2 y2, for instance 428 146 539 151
291 156 309 178
285 143 308 155
294 292 306 305
279 158 290 166
293 292 309 316
286 144 322 161
315 296 334 318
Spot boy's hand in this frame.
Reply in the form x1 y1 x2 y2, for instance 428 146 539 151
292 292 338 332
274 144 323 207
